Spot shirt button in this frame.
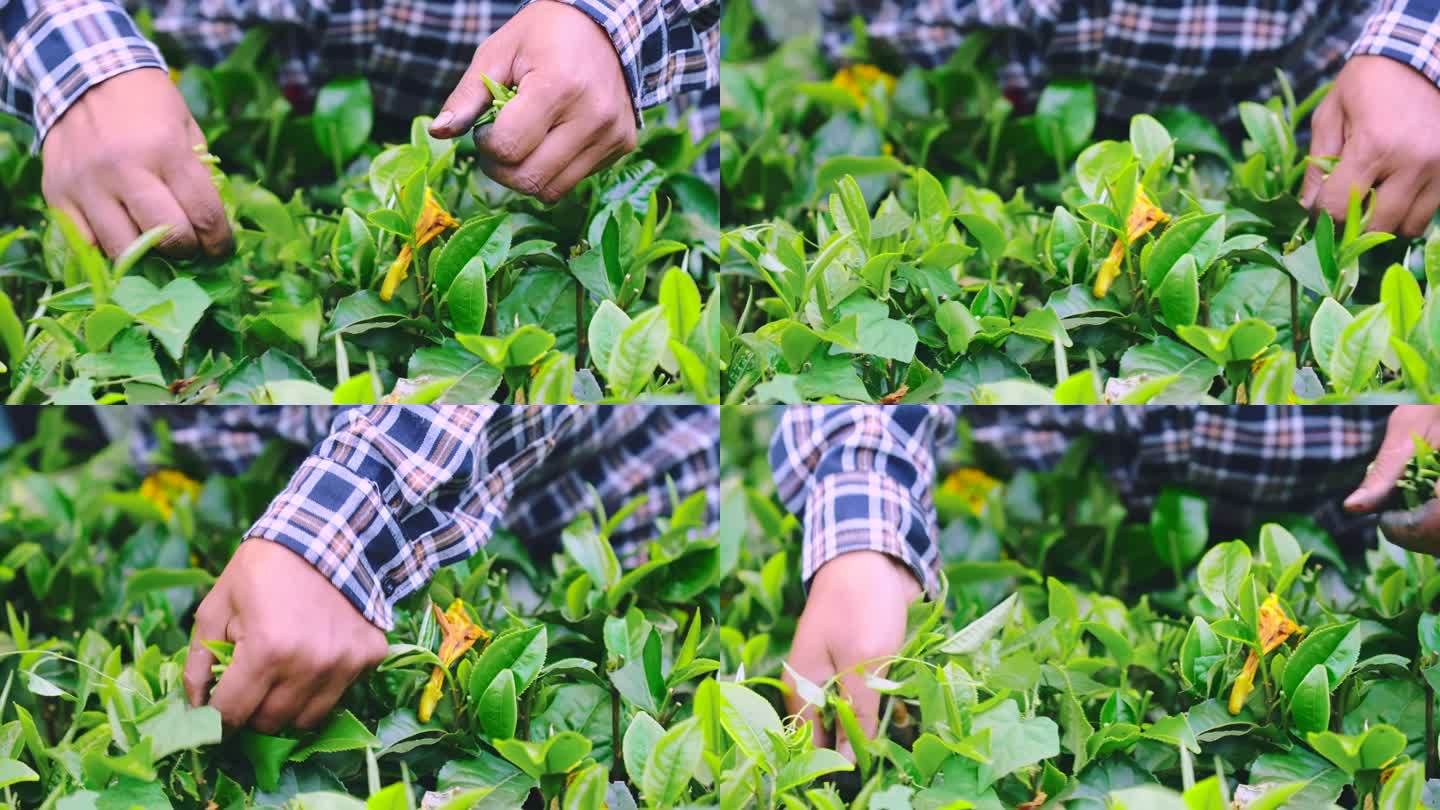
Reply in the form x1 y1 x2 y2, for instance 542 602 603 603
382 580 395 595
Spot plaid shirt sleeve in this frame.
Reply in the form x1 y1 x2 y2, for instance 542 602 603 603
0 0 167 149
243 405 718 631
1349 0 1440 85
535 0 719 119
770 405 954 597
133 406 340 475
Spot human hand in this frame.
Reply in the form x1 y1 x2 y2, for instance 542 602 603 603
183 541 388 732
428 0 637 203
783 551 922 760
1301 56 1440 238
1344 405 1440 553
41 68 232 258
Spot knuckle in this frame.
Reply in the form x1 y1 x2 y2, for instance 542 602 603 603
483 131 526 165
507 171 548 198
182 667 208 691
253 632 299 666
252 713 284 735
193 600 216 625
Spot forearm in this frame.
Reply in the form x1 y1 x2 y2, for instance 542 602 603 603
0 0 165 148
532 0 719 118
1349 0 1440 85
771 404 954 596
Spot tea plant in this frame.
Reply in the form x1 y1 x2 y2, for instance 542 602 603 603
1401 437 1440 510
0 408 829 809
0 33 720 404
718 406 1440 808
720 23 1438 404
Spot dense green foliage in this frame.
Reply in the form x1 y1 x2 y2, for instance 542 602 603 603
0 31 720 404
719 24 1440 404
0 408 781 809
6 409 1440 807
722 406 1440 808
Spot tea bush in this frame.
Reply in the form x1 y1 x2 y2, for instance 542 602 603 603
3 408 1440 807
719 22 1440 404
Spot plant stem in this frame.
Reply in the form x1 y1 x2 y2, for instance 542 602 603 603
610 686 623 783
1289 275 1300 358
1428 681 1436 779
576 283 588 369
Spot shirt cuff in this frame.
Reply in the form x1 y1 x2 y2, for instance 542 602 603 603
244 454 397 631
5 0 167 150
802 471 941 599
1348 0 1440 86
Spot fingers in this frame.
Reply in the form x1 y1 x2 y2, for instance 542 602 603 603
161 149 234 258
251 680 318 735
208 636 277 730
1301 99 1344 208
184 598 226 708
473 74 576 166
293 672 356 730
123 176 198 256
1379 499 1440 554
1315 138 1380 226
431 44 514 138
1346 422 1420 513
1401 180 1440 238
834 653 883 748
480 121 622 203
538 141 627 202
81 195 141 259
1370 174 1422 236
785 611 836 747
54 203 94 247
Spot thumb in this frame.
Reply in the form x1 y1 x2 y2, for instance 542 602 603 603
431 40 514 138
1346 425 1416 512
184 597 228 707
1302 98 1343 208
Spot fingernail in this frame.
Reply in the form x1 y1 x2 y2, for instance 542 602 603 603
431 111 454 132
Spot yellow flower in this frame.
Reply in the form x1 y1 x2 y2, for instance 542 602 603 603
941 468 1001 516
1092 187 1169 298
380 188 461 302
1228 593 1301 714
831 64 896 108
139 469 202 520
418 599 489 723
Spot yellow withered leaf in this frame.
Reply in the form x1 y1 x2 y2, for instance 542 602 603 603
379 244 414 302
1227 593 1301 714
415 188 460 247
831 63 896 108
139 469 203 520
379 188 460 302
417 599 489 723
1228 649 1260 715
1257 593 1301 653
1092 187 1168 298
941 467 1001 516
